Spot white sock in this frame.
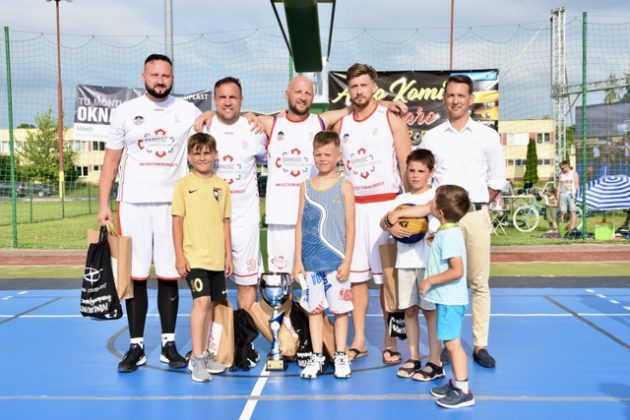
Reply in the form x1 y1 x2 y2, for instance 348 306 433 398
130 337 144 349
161 333 175 346
455 379 469 393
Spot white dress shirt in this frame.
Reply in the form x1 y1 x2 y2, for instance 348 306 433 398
421 118 506 203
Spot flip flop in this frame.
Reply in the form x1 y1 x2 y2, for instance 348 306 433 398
348 348 368 362
382 348 402 365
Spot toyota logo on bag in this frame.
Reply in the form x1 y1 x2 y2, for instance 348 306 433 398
83 267 103 284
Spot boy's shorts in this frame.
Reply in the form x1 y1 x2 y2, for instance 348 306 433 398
186 268 227 301
559 193 577 213
300 271 353 315
435 304 466 341
397 268 436 311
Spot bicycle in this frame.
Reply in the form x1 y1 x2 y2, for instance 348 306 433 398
512 201 583 233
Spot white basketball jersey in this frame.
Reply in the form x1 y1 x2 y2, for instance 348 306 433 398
266 114 324 225
208 115 267 225
107 95 201 203
339 105 402 197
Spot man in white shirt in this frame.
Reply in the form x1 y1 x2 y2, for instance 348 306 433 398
207 77 268 311
98 54 200 373
421 74 506 368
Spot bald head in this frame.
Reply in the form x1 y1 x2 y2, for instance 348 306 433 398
285 76 314 118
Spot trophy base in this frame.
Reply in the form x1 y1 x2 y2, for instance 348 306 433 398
265 358 287 371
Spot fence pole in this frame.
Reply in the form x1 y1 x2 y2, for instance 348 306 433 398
4 27 18 248
580 12 587 240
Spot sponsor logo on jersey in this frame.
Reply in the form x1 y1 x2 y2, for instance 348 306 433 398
276 131 285 142
274 148 309 178
133 115 144 125
346 147 376 179
213 187 222 201
136 128 176 158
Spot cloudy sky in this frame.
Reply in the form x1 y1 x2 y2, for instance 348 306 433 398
4 0 629 41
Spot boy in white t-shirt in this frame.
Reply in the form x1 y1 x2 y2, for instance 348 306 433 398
381 149 443 382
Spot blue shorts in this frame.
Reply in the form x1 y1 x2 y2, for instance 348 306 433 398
436 304 466 341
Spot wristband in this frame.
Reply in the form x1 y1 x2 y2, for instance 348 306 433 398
383 215 394 229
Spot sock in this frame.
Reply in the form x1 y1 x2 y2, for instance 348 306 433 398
130 337 144 349
161 333 175 346
455 379 469 393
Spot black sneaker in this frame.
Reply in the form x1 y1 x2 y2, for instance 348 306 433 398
160 341 187 369
473 348 496 368
436 386 475 409
118 344 147 373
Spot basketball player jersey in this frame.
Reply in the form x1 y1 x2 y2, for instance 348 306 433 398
208 115 267 225
301 176 346 272
107 95 201 203
339 105 402 197
266 114 324 225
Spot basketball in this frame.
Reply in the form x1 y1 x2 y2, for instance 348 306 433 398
393 204 429 244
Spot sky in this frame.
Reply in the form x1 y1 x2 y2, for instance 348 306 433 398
3 0 629 42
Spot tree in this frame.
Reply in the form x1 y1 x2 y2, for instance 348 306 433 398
17 109 78 183
604 73 619 104
523 138 539 187
621 71 630 103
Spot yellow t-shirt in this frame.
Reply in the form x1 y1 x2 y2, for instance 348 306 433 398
171 173 231 270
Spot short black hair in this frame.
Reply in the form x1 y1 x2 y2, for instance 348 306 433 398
214 76 242 96
144 54 172 66
446 74 473 95
407 148 435 171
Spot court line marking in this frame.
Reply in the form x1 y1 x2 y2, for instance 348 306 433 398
0 298 62 325
545 296 630 350
239 369 270 420
0 394 627 402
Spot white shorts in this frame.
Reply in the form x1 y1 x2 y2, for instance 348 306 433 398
300 271 353 315
350 200 394 285
118 202 179 280
267 224 295 274
397 268 436 311
229 223 262 286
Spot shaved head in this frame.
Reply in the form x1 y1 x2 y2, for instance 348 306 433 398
285 76 314 118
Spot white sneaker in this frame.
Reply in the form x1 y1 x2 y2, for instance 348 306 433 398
333 352 351 379
300 353 325 379
190 355 212 383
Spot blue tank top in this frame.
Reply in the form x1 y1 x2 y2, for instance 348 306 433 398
301 176 346 272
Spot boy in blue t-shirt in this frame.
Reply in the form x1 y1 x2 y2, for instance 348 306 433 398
391 184 474 409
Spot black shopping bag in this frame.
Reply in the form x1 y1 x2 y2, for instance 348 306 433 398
80 226 123 320
388 311 407 340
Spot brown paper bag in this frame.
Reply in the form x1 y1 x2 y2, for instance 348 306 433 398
87 224 133 300
248 299 299 357
209 300 234 367
379 242 399 313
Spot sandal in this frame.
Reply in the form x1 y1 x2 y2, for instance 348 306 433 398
396 359 422 378
382 348 402 365
348 348 368 362
411 361 446 382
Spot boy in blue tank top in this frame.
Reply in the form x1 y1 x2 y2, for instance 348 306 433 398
293 131 356 379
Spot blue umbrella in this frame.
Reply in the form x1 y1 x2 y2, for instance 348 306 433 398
576 174 630 211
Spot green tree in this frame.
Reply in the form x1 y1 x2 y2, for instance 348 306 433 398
604 73 619 104
621 72 630 102
523 138 539 186
17 109 78 183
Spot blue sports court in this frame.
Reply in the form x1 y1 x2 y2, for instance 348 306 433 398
0 281 628 419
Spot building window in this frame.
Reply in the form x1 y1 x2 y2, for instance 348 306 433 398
507 133 529 146
507 159 515 166
93 165 101 172
75 166 89 177
91 141 106 151
536 133 551 143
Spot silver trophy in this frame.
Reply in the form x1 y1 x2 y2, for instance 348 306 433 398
259 272 291 371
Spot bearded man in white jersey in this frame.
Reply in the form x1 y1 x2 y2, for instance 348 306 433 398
98 54 201 373
332 63 412 364
206 77 268 311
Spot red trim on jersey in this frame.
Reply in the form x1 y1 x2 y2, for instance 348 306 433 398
355 192 398 203
385 109 394 133
285 113 309 123
350 268 371 274
131 276 150 281
233 271 258 278
352 103 378 123
157 276 182 281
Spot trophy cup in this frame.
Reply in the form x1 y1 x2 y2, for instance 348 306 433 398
259 272 291 371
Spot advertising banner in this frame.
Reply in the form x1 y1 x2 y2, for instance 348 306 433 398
328 70 499 147
73 85 212 141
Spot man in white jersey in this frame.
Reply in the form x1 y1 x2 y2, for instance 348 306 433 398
420 74 506 368
332 63 412 364
207 77 267 311
98 54 201 373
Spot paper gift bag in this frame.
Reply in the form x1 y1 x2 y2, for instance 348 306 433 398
87 224 133 300
379 242 399 313
248 299 298 357
208 300 235 367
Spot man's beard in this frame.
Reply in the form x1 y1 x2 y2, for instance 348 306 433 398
350 95 369 108
145 83 172 99
288 102 309 117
